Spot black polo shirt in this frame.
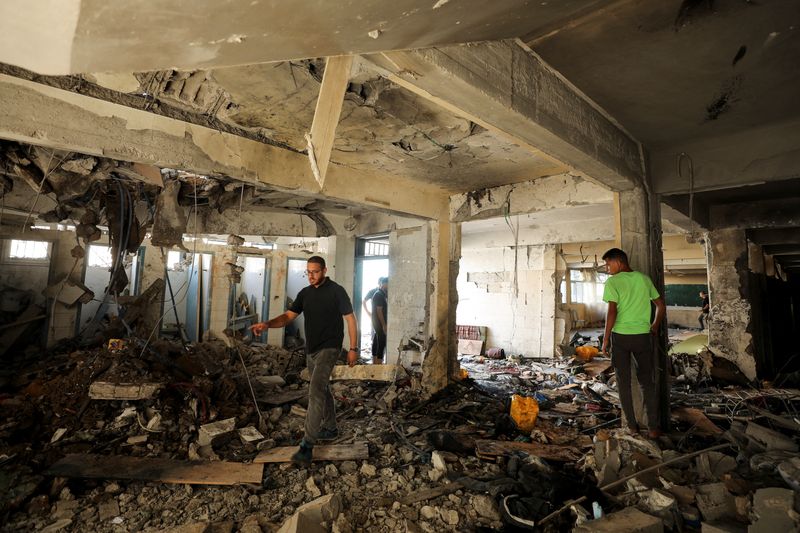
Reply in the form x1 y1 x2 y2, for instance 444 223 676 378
289 278 354 353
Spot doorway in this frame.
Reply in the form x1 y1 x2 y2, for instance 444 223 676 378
284 258 308 349
161 251 213 342
354 235 389 358
229 255 271 342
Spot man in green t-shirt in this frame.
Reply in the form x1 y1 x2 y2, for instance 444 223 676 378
600 248 666 438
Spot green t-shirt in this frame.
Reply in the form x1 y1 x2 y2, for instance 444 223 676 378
602 271 660 335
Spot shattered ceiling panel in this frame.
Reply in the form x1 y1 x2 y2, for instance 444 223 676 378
209 61 567 192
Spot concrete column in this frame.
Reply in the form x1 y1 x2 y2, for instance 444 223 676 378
138 243 168 337
208 248 236 337
613 186 668 430
423 220 461 393
707 228 756 380
47 231 85 345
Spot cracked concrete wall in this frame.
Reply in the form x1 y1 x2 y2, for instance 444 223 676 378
450 172 613 222
457 244 557 358
707 228 757 380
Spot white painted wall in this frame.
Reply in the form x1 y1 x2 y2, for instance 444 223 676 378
457 244 557 358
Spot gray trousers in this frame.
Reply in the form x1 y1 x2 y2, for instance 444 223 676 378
611 332 660 431
304 347 339 445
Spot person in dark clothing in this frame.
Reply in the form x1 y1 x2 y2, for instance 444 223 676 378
600 248 666 439
370 277 388 364
250 256 358 466
699 290 710 330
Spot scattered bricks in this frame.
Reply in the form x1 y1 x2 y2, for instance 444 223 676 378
573 507 663 533
197 418 236 447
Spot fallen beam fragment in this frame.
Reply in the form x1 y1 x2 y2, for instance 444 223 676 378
672 407 723 437
47 454 263 485
88 382 163 400
475 439 583 462
254 442 369 464
330 364 401 381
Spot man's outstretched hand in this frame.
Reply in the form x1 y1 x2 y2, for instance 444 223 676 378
347 349 358 367
250 322 268 336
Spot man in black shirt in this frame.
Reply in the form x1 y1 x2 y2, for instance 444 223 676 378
250 256 358 466
699 290 710 330
370 277 388 363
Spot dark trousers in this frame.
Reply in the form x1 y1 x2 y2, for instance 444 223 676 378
611 332 660 430
304 347 339 445
372 329 387 362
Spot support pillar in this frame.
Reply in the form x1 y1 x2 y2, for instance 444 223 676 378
138 243 168 338
422 220 461 394
613 186 668 430
706 228 757 380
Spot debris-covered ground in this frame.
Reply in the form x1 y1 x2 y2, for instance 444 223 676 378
1 329 799 532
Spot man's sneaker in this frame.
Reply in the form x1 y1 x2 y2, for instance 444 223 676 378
291 443 313 467
317 428 339 441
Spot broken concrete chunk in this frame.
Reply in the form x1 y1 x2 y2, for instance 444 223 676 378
431 451 447 472
98 499 120 521
471 495 501 521
197 418 236 447
237 426 264 444
276 493 342 533
695 483 735 522
126 435 148 445
151 179 188 249
290 405 307 418
749 487 796 532
777 456 800 491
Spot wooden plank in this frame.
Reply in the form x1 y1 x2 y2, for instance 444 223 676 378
47 454 263 485
475 439 582 462
255 442 369 464
89 382 163 400
377 482 464 507
308 55 353 186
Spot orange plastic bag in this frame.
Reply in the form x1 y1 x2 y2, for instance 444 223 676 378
510 394 539 432
458 368 469 380
575 345 599 361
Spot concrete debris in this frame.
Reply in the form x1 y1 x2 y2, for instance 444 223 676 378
151 179 189 249
749 487 797 532
197 418 236 447
2 321 800 532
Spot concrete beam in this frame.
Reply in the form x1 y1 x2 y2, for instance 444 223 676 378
763 245 800 256
450 173 612 223
0 74 448 220
710 198 800 230
0 0 593 75
365 40 642 192
747 228 800 246
652 118 800 195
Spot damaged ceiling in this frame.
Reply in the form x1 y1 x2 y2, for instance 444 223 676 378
0 0 797 251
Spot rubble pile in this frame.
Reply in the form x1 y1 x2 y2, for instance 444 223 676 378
0 331 798 532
